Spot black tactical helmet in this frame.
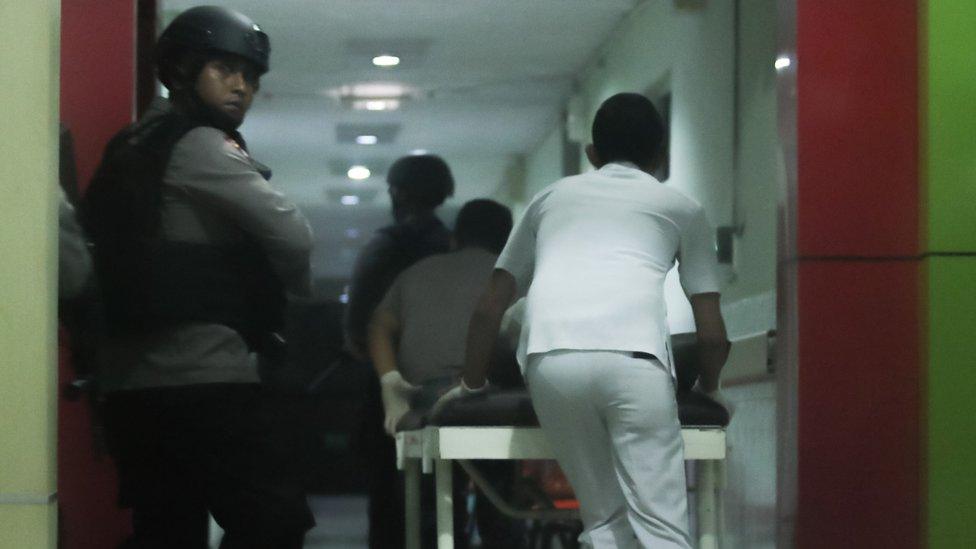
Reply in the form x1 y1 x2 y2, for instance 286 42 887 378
156 6 270 84
387 155 455 209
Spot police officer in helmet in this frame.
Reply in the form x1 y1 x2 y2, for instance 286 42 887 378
155 6 268 133
82 7 314 548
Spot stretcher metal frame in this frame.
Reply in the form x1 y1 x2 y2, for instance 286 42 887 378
396 426 727 549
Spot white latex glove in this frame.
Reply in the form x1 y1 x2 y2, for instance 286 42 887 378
380 371 419 436
430 378 490 418
693 381 735 419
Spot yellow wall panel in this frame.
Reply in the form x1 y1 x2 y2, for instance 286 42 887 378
0 1 61 547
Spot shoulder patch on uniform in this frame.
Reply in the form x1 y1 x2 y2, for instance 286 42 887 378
223 136 249 158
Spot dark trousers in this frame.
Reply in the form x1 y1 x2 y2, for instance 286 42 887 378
359 377 470 549
359 376 405 549
103 383 314 549
472 461 526 548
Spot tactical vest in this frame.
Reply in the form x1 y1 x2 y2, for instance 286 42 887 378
81 112 284 351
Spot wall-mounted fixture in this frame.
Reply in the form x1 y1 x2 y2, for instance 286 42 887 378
565 94 588 143
716 226 736 264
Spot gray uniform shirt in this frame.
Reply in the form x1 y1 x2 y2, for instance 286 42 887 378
99 102 313 392
376 247 498 384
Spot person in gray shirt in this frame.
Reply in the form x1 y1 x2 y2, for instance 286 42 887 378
369 199 514 432
368 199 518 548
346 153 454 549
81 7 313 548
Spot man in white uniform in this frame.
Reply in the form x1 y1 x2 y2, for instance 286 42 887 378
439 93 731 548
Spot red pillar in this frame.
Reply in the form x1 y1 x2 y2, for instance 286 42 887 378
58 1 138 546
792 1 921 546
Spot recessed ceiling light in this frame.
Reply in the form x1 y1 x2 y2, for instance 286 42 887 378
372 54 401 68
347 165 371 180
410 149 429 156
341 83 410 97
775 55 792 71
340 195 361 206
356 135 379 145
355 99 400 111
325 83 414 111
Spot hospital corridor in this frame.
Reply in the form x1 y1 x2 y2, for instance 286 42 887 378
1 1 973 548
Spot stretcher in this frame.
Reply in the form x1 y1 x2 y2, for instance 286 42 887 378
395 388 729 549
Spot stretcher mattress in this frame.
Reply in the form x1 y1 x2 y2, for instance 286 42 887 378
396 333 730 432
397 388 729 432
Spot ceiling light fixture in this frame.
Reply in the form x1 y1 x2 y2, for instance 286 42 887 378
347 165 371 180
775 55 792 71
340 195 361 206
410 149 429 156
356 99 400 111
372 54 401 68
325 83 415 112
355 135 379 145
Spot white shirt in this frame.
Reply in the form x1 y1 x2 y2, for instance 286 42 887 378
496 162 719 375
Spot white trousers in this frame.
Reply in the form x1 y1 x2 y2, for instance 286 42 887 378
525 350 692 549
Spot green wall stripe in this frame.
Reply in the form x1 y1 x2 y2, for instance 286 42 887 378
925 257 976 548
924 1 976 252
925 3 976 546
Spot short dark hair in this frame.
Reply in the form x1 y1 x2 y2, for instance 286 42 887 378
454 199 513 254
591 93 666 167
387 155 455 210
